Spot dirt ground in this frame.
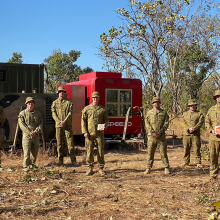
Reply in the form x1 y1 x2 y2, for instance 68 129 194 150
0 135 219 220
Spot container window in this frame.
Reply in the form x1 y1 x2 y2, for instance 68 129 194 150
107 104 118 117
107 90 118 102
120 104 131 117
105 89 132 118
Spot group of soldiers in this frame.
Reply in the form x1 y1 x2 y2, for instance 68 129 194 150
0 86 220 179
16 87 109 176
144 89 220 179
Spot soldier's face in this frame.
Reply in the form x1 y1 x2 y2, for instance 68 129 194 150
92 97 99 106
26 101 35 111
216 95 220 103
58 91 65 100
153 101 160 108
189 105 196 112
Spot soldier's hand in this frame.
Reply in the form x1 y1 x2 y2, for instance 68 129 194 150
212 130 217 136
152 132 161 139
189 127 195 133
30 131 37 138
60 121 67 128
84 133 89 138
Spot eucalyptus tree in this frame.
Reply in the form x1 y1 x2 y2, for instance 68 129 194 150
98 0 218 107
44 49 93 93
7 52 23 64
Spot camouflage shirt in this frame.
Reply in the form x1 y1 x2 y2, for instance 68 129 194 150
145 108 169 138
205 104 220 141
182 110 204 136
81 104 109 136
18 109 43 139
51 98 73 128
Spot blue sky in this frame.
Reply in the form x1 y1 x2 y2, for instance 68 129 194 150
0 0 129 71
1 0 219 74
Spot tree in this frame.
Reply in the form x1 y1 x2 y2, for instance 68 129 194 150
44 49 93 93
7 52 23 64
98 0 219 108
165 11 220 113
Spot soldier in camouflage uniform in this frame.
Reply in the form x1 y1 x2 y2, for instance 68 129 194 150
144 97 170 175
51 86 77 166
81 91 109 176
181 99 204 168
0 107 5 167
18 97 42 173
205 90 220 179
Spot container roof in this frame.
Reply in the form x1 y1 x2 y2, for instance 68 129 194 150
79 71 122 81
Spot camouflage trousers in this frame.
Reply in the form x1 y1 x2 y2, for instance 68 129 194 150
85 134 105 168
56 127 76 163
209 140 220 178
22 137 39 172
146 136 169 168
183 135 201 164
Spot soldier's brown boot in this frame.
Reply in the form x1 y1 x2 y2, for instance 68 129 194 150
181 162 189 168
197 164 202 169
58 158 63 166
86 167 94 176
144 168 151 174
71 161 79 167
99 167 105 176
164 168 170 175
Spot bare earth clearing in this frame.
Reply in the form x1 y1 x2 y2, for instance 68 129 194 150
0 119 219 220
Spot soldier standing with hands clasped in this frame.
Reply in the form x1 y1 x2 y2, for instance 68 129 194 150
81 91 109 176
181 99 204 168
205 90 220 179
51 86 77 167
144 97 170 175
18 97 42 173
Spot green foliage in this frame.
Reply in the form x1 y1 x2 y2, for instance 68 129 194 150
44 49 93 93
23 174 31 182
167 43 215 99
197 192 211 203
7 52 23 64
45 169 55 176
99 0 219 110
201 144 210 160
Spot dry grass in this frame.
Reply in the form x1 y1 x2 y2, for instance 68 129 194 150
0 117 219 220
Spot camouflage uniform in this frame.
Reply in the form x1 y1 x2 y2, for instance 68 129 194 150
18 108 42 172
205 94 220 178
0 107 5 167
51 97 76 164
81 103 109 168
145 104 170 169
182 109 204 165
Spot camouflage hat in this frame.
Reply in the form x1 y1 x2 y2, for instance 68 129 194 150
25 97 35 104
187 99 197 106
213 90 220 100
56 86 66 94
151 97 161 104
92 91 100 98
